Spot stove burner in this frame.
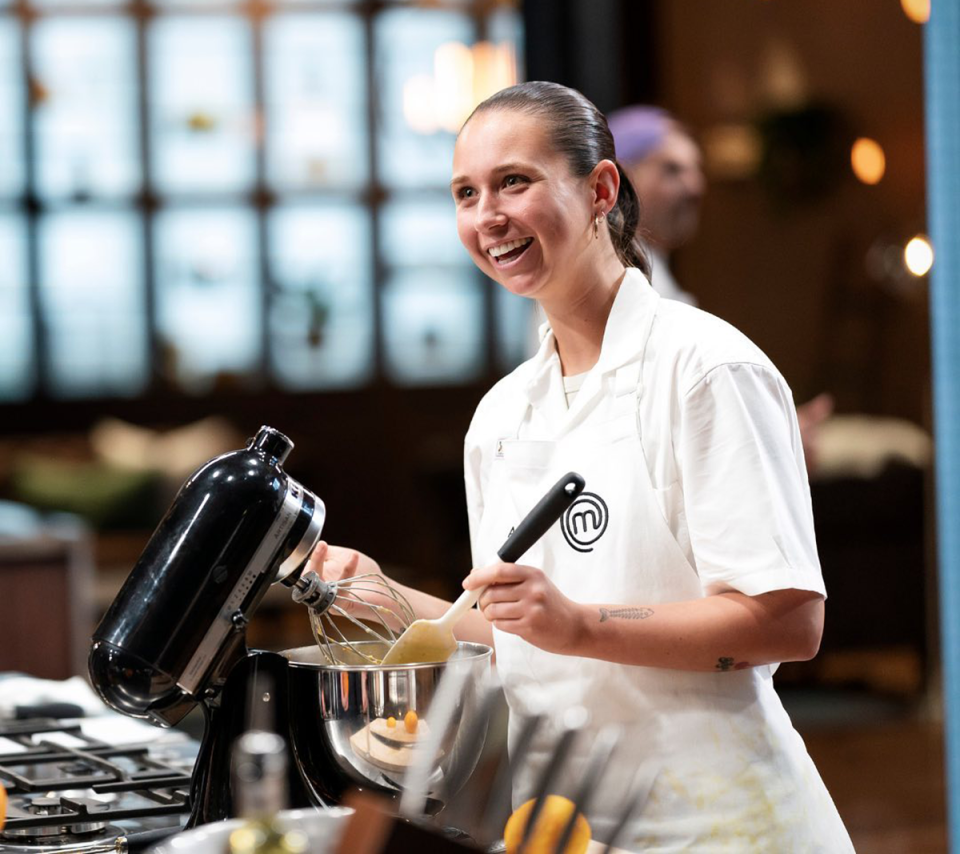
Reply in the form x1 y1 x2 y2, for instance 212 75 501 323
0 717 195 852
3 796 109 839
0 824 128 854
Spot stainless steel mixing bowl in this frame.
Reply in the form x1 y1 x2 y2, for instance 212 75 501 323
282 641 493 810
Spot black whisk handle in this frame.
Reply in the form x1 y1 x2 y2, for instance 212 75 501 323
498 472 586 564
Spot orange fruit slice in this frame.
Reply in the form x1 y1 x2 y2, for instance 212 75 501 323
503 794 590 854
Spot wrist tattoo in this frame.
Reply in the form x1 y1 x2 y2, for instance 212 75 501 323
599 607 654 622
715 657 750 672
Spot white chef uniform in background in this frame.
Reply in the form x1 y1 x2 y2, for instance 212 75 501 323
464 269 854 852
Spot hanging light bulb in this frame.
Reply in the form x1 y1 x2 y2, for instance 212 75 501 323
403 40 518 134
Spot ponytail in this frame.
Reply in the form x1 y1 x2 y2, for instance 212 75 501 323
610 162 651 277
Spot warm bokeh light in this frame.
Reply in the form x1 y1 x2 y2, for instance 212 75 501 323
851 137 886 185
900 0 931 24
402 40 518 135
702 123 762 180
434 42 476 133
904 235 934 277
402 74 438 134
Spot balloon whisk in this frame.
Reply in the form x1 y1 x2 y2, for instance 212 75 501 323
291 572 415 665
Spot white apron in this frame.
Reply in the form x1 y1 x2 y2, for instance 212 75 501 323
473 308 854 852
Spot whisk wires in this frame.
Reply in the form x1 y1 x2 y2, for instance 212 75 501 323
307 573 416 665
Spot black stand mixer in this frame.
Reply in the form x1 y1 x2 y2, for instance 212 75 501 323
89 425 494 829
89 424 503 835
89 426 327 826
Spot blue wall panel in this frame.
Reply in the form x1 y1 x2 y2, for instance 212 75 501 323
924 1 960 850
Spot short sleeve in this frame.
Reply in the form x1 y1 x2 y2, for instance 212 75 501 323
678 362 826 598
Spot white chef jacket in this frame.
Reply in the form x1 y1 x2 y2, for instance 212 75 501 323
463 269 852 851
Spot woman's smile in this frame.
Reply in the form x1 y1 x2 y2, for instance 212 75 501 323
487 236 534 265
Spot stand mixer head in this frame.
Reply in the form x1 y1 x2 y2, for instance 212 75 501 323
89 425 325 727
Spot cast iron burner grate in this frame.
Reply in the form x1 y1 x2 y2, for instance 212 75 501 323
3 789 190 833
0 718 192 846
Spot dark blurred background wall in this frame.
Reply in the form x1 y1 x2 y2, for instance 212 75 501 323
528 0 929 423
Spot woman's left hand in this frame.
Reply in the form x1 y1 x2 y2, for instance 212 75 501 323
463 562 584 655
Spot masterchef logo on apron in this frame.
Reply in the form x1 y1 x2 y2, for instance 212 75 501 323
561 491 609 552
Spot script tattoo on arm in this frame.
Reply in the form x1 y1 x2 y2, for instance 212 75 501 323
715 657 750 672
598 607 654 623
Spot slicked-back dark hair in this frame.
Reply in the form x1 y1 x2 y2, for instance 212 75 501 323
464 81 651 277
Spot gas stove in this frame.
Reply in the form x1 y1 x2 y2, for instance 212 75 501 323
0 716 197 854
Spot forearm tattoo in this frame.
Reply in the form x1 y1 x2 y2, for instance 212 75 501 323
599 607 654 622
715 657 750 672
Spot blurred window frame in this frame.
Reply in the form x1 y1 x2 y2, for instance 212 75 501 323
0 0 527 410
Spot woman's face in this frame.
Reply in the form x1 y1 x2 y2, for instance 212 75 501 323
451 109 594 301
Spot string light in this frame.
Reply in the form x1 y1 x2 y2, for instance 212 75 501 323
900 0 930 24
850 137 886 185
904 235 934 277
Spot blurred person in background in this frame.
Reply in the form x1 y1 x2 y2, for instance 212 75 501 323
608 104 834 471
308 81 853 851
607 106 703 305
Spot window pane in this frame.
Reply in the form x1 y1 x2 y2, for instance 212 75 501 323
264 14 367 191
381 198 482 384
0 213 33 400
33 17 139 200
32 1 128 7
154 207 260 393
380 197 465 268
382 0 469 5
382 272 483 385
495 286 535 371
151 0 242 6
149 17 255 194
374 9 474 190
488 6 524 57
267 203 373 390
39 210 147 398
0 19 24 198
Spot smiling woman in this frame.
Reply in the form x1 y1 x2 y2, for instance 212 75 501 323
308 81 854 852
450 82 649 314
